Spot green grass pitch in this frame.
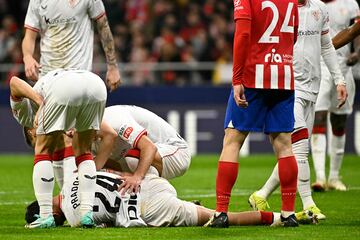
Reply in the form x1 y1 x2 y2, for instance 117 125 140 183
0 154 359 240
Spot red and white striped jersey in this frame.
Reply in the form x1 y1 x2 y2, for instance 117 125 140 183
234 0 298 90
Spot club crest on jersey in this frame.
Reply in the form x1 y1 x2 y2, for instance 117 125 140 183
68 0 80 8
234 0 244 10
312 10 320 21
264 49 282 63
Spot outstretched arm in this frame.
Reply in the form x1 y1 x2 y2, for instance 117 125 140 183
332 22 360 50
95 14 121 91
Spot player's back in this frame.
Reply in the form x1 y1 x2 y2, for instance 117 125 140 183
236 0 298 89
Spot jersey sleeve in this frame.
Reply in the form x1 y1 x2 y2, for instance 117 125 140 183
87 0 106 20
108 113 147 148
24 0 41 32
320 3 330 35
233 0 251 21
9 97 35 127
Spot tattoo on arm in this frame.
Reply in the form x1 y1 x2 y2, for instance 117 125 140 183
96 15 118 66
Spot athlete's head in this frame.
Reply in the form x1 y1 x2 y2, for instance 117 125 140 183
22 127 36 148
25 198 66 226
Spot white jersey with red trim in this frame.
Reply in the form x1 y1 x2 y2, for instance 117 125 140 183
10 97 38 128
324 0 360 60
294 0 330 102
60 171 146 227
96 105 188 161
24 0 105 77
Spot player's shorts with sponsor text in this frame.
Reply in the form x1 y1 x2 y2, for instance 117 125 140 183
224 88 295 134
36 71 107 134
140 174 198 227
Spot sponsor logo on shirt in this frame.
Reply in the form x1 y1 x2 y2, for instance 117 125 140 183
234 0 244 11
298 30 320 36
43 16 76 25
265 49 283 63
123 127 133 139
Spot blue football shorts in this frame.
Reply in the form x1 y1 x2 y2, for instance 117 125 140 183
224 88 295 134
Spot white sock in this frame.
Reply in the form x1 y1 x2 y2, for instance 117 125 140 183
63 156 77 181
78 159 96 217
293 139 315 209
281 210 294 218
310 133 326 182
329 134 346 180
33 160 54 218
257 164 279 199
52 160 64 189
273 212 281 223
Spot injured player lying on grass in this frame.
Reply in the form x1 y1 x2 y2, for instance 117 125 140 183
24 159 317 228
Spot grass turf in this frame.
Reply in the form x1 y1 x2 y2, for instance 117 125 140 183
0 154 359 239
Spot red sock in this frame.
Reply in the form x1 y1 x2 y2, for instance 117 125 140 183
216 161 239 213
278 156 298 212
260 211 274 225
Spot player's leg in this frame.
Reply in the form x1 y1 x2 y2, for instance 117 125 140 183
311 110 328 191
72 129 97 227
328 113 347 191
27 131 63 228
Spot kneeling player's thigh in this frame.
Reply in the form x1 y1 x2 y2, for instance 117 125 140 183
265 90 295 133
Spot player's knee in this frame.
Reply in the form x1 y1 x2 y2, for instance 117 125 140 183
330 113 347 136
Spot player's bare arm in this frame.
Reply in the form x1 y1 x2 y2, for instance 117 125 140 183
119 135 157 195
96 14 121 91
22 29 41 82
9 76 43 106
94 121 118 170
332 21 360 50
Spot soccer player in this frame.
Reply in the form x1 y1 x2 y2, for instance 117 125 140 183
93 105 191 194
22 0 121 90
248 0 347 221
205 0 300 228
9 69 107 228
25 169 316 228
311 0 360 192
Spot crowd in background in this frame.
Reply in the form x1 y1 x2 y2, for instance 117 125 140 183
0 0 359 86
0 0 236 86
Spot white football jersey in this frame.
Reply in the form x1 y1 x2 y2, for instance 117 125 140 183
95 105 188 161
24 0 105 76
294 0 330 102
325 0 360 60
10 97 38 128
60 171 146 227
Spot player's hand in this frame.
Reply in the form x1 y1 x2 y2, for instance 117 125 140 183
118 174 142 195
106 64 122 92
233 84 248 108
23 55 41 82
336 84 348 108
346 52 358 66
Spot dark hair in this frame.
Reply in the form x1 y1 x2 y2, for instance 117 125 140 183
25 200 66 226
22 126 34 148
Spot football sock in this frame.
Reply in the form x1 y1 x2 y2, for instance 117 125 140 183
52 146 75 189
260 211 274 225
216 161 239 213
329 133 346 180
33 155 54 218
76 153 96 217
278 156 298 216
311 133 327 182
292 136 315 209
256 164 279 199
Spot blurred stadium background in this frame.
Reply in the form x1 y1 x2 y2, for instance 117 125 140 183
0 0 359 155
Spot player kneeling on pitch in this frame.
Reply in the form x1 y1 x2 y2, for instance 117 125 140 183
25 160 317 228
9 69 107 228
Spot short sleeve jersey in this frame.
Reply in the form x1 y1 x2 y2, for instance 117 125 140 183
233 0 299 90
24 0 105 77
10 97 38 128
